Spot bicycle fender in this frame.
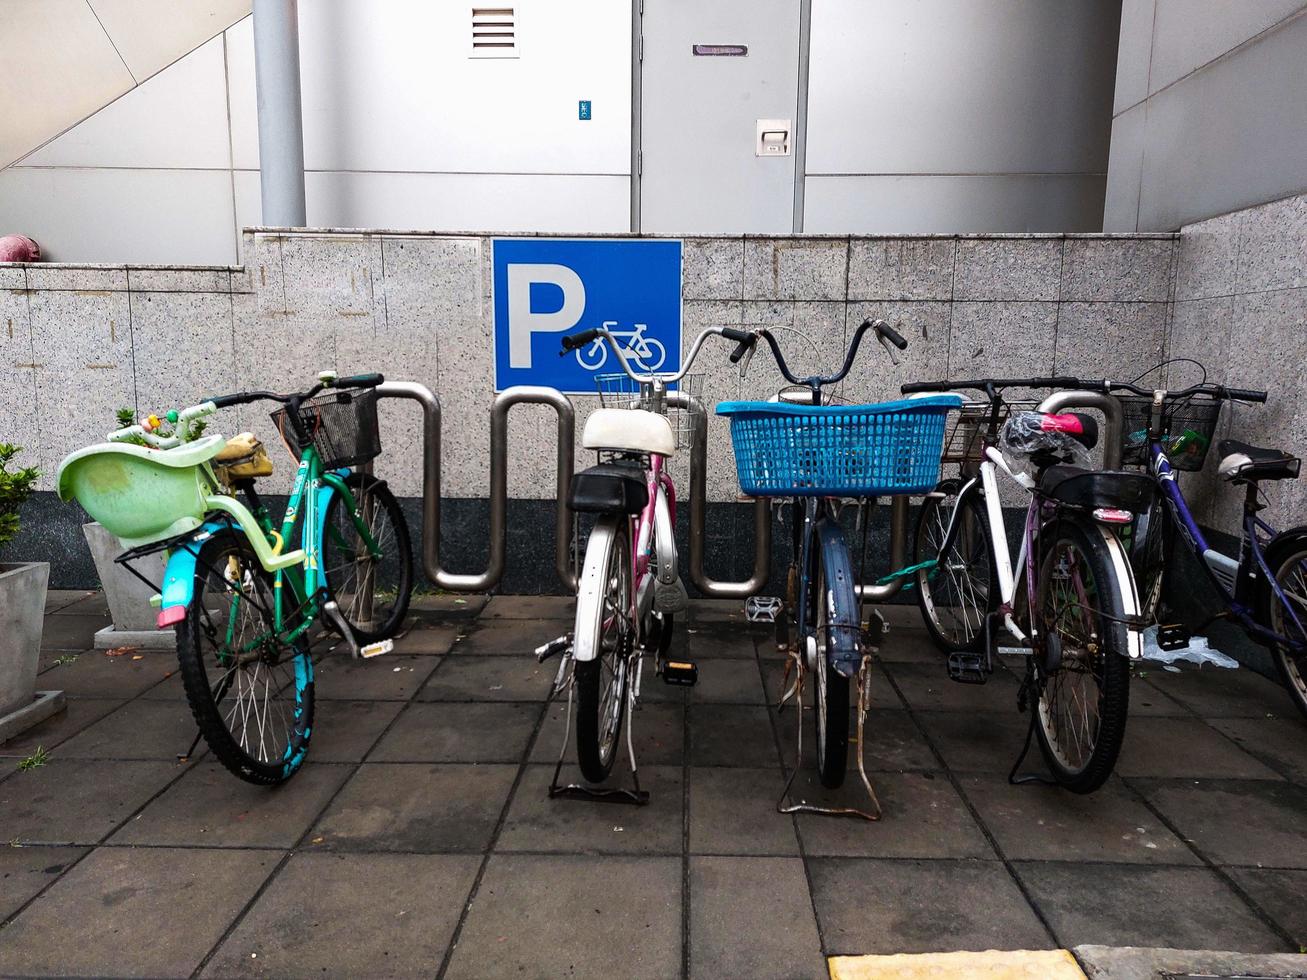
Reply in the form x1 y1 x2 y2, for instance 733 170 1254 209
313 468 353 554
157 519 230 626
1094 523 1144 660
573 515 623 663
816 519 862 678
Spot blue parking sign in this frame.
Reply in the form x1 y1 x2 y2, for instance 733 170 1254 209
493 238 683 393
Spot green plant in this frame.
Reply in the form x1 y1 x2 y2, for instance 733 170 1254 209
0 444 38 550
17 746 48 771
115 407 136 429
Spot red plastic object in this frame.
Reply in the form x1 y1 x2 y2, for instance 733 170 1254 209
0 235 40 262
157 605 187 629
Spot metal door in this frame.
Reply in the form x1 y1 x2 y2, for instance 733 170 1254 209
639 0 801 234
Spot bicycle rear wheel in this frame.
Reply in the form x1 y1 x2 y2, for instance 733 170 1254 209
176 531 313 785
1262 530 1307 719
321 473 412 643
1033 519 1130 793
811 521 856 789
915 481 997 652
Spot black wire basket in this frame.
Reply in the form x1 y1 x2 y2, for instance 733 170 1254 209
272 389 381 469
1118 392 1222 471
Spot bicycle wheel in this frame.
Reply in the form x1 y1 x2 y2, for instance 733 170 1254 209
1261 530 1307 719
1033 519 1131 793
1130 498 1171 624
574 515 633 783
321 472 412 643
811 524 854 789
915 481 997 652
176 531 313 785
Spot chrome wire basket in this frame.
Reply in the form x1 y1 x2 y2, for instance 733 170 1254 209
940 398 1039 467
594 373 703 450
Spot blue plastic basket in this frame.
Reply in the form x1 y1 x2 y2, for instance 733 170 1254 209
717 395 962 497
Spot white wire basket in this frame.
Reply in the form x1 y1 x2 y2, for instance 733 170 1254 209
593 372 703 450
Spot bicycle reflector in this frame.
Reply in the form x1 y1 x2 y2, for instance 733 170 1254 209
1092 507 1133 524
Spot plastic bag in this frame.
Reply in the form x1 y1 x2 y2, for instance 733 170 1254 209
1140 625 1239 669
999 411 1092 467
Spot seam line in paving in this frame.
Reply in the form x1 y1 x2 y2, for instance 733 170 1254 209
878 661 1065 949
681 664 693 980
1118 774 1299 951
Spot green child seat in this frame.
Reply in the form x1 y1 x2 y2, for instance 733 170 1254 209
56 434 227 547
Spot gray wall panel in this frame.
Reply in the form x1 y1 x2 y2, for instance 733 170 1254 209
1114 0 1156 114
1148 0 1304 94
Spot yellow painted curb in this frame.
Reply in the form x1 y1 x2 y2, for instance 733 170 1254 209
829 948 1086 980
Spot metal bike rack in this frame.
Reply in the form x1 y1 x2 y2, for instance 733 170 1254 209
375 381 576 593
1036 391 1124 469
674 390 772 598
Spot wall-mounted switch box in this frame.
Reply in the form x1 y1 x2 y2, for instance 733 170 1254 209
756 119 791 156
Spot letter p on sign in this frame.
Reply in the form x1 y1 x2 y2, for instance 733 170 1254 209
506 264 586 369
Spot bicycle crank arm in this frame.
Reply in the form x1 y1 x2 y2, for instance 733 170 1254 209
322 600 361 658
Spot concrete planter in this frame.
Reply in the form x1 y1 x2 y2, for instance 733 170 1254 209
0 561 64 743
83 522 175 650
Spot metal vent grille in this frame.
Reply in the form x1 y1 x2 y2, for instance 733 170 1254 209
470 7 518 58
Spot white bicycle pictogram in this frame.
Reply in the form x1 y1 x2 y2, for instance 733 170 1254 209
575 320 667 372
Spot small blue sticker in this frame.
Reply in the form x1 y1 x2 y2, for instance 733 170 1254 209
578 100 592 120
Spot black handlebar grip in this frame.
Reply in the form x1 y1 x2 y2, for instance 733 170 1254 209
720 327 753 343
899 381 943 394
876 322 908 350
560 328 600 355
729 339 754 364
1224 386 1268 403
206 392 246 409
336 372 384 389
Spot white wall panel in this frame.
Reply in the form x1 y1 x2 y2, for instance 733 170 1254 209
20 37 231 170
87 0 251 80
1114 0 1156 114
1147 0 1304 95
226 1 630 175
804 175 1107 234
0 168 237 264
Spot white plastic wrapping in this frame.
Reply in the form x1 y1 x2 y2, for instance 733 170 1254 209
999 411 1092 467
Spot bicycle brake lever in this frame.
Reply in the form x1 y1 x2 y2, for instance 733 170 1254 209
739 343 756 378
878 334 902 366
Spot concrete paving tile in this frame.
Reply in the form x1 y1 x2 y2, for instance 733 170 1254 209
203 851 481 978
1116 717 1284 780
444 854 682 980
794 771 995 860
38 612 111 650
37 648 174 698
1125 673 1193 716
1227 867 1307 949
314 654 440 701
761 660 905 711
446 620 571 656
530 700 684 766
688 657 766 704
689 856 825 980
883 661 1021 713
408 593 488 619
682 625 761 659
0 697 123 757
0 846 86 921
775 707 938 773
417 654 555 702
689 767 800 855
1137 778 1307 868
44 589 95 614
496 764 683 855
687 598 757 626
55 698 201 760
689 704 781 768
957 775 1197 864
1208 716 1307 783
0 846 278 978
111 762 352 848
876 630 949 664
915 709 1031 773
309 763 517 852
480 595 576 620
369 701 543 763
1141 666 1302 719
1015 861 1290 952
305 699 405 762
388 622 459 656
0 758 183 844
809 857 1051 954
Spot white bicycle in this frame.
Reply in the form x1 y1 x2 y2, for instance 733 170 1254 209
574 320 668 372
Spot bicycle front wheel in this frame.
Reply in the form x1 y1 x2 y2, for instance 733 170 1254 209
915 482 997 653
1262 530 1307 719
321 473 412 643
811 522 855 789
574 515 633 783
1034 519 1131 793
176 531 313 785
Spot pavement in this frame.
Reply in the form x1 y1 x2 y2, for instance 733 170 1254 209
3 590 1307 979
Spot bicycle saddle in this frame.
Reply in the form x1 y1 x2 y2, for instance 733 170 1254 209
1217 439 1301 482
582 408 675 457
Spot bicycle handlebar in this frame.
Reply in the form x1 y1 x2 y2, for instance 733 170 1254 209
1102 379 1267 403
742 318 905 389
899 375 1268 406
558 325 734 385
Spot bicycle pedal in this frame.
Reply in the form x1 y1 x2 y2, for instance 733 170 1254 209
661 659 698 686
947 652 988 684
1158 624 1191 651
654 577 689 614
359 639 394 660
745 595 783 623
535 634 571 663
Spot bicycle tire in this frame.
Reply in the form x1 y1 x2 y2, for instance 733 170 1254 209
176 530 313 785
915 481 998 653
1260 528 1307 720
575 515 633 783
812 522 854 789
1033 518 1131 794
1131 498 1171 625
321 473 413 643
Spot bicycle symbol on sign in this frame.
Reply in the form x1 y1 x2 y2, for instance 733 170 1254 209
574 320 668 372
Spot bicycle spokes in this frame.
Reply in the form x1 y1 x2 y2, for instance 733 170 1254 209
1040 545 1105 772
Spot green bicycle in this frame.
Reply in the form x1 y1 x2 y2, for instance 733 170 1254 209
57 371 413 784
